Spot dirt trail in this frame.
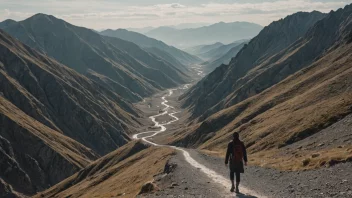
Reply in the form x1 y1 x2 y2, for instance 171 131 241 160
133 71 265 197
133 65 352 197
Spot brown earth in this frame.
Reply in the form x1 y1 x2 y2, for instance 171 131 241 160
35 141 175 198
174 39 352 171
181 11 327 119
168 5 352 171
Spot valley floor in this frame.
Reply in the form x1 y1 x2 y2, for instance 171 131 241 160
133 70 352 198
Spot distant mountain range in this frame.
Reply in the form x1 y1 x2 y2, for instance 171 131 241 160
181 11 327 119
127 22 210 33
178 5 352 160
145 21 263 48
126 26 155 34
0 14 191 103
184 42 224 58
100 29 202 66
184 40 249 73
201 42 248 73
199 40 248 61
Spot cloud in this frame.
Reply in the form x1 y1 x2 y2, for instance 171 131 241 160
60 12 159 20
165 12 177 16
152 3 186 10
170 3 186 9
1 8 34 20
0 0 349 29
4 9 10 16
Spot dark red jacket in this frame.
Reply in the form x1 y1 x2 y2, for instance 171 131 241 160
225 140 248 164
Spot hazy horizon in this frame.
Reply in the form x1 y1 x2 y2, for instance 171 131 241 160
0 0 350 30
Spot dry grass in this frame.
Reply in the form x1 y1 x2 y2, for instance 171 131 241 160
200 145 352 171
249 146 352 171
192 43 352 170
35 141 175 198
0 96 97 168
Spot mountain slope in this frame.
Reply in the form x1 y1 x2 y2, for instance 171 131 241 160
203 42 247 73
0 14 190 102
145 22 263 48
174 5 352 170
0 29 143 155
181 11 327 119
127 26 155 34
0 96 98 196
144 47 188 73
103 36 189 86
178 38 352 168
35 141 175 198
0 28 155 195
198 40 248 61
184 42 224 57
100 29 202 66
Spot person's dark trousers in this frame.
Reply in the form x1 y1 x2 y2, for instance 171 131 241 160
230 171 240 183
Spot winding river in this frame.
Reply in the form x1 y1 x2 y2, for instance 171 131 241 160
132 70 264 197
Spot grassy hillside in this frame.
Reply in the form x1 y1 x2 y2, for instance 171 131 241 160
35 141 175 198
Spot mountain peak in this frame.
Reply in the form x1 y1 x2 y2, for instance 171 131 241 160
23 13 62 25
0 19 17 28
28 13 56 20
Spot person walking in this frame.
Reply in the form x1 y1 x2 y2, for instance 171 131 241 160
225 132 248 193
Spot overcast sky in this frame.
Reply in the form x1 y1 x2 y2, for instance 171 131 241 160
0 0 351 29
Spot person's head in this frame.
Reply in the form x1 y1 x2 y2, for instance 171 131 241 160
233 132 239 140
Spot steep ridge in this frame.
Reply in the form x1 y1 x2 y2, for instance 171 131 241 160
0 14 190 102
145 21 263 48
103 36 189 86
35 141 175 198
175 5 352 169
181 11 327 119
143 47 188 73
198 40 248 61
127 26 155 34
203 42 247 73
0 30 141 156
0 96 98 196
100 29 202 66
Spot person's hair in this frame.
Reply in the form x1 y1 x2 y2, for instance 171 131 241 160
233 132 239 140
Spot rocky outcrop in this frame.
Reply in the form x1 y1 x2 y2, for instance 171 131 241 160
0 178 24 198
138 182 159 195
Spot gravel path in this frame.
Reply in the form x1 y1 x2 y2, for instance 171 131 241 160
143 149 352 197
188 150 352 198
140 152 225 198
135 80 352 198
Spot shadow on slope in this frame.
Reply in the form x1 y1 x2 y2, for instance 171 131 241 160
35 141 175 198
